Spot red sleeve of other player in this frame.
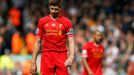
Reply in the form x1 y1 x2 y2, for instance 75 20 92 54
82 43 90 58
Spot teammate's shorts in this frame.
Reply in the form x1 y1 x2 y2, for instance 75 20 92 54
40 51 69 75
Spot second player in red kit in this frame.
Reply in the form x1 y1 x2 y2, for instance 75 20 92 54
82 30 104 75
30 0 75 75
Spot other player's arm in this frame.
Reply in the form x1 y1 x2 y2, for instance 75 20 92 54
83 57 94 75
82 49 94 75
30 37 41 74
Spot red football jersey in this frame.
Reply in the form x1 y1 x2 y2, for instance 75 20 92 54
36 15 74 52
82 41 104 75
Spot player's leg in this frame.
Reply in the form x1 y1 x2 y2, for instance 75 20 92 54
55 52 69 75
40 52 55 75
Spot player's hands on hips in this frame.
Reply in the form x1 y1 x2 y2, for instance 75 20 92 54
30 62 37 75
64 56 74 67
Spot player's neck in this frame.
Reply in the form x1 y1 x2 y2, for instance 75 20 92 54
92 40 100 46
50 14 59 20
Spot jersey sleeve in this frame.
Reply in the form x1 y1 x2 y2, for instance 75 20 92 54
82 43 89 58
66 20 75 37
36 19 43 39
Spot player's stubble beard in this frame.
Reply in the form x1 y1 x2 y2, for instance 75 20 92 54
51 12 59 19
95 38 103 44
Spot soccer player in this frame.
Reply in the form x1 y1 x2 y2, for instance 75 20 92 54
82 30 104 75
30 0 75 75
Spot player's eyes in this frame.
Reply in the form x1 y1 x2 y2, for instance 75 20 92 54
55 9 59 10
50 8 54 10
50 8 59 10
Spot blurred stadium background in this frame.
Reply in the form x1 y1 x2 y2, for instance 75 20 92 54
0 0 134 75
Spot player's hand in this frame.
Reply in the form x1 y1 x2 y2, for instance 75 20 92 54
88 71 94 75
30 62 37 75
64 56 74 67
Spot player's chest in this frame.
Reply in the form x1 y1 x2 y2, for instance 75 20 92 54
43 21 66 31
89 46 104 58
42 21 66 36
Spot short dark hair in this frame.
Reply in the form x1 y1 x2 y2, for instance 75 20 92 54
92 30 103 35
49 0 62 6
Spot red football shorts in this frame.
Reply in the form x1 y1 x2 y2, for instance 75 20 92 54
40 51 69 75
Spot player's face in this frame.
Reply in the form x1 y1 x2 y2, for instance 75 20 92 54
49 5 61 18
94 31 103 44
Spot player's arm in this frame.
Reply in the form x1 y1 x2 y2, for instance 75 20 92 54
64 19 75 67
32 37 41 64
82 47 93 75
68 36 75 59
64 36 75 67
31 37 41 74
31 18 43 74
83 57 94 75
